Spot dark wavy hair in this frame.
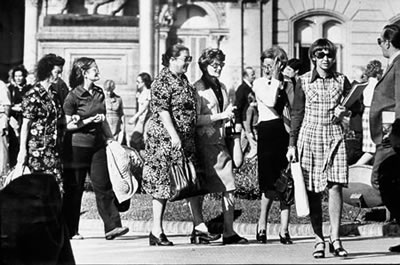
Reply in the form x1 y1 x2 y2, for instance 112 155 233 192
161 44 189 67
69 57 96 88
382 24 400 49
11 64 28 80
138 72 152 89
365 60 383 79
36 54 66 82
198 48 226 73
309 38 337 64
260 45 288 69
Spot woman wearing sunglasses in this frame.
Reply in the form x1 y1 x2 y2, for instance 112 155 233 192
286 38 353 259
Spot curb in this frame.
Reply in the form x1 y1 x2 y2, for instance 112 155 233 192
79 219 400 239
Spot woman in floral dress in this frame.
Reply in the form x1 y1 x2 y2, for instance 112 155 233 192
17 55 63 189
143 44 196 246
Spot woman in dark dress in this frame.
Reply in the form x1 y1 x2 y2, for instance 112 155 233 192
143 44 197 246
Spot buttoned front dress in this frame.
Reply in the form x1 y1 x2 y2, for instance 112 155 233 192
290 70 350 193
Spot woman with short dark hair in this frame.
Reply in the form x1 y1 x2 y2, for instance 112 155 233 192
287 38 351 258
143 44 197 246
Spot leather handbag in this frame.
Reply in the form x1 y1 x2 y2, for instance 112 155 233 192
274 164 295 205
169 149 204 202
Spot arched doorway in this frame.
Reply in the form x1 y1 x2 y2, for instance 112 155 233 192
0 0 25 82
293 15 344 74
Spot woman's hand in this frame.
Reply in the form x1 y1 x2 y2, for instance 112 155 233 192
286 146 297 162
272 57 282 80
128 115 138 125
222 105 236 120
93 114 105 123
333 105 348 124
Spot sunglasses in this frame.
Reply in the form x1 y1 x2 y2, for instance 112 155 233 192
176 56 193 63
314 51 334 59
377 38 385 46
210 62 225 69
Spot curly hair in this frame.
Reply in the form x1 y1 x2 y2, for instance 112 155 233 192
198 48 226 73
103 79 116 92
260 45 288 69
35 54 65 82
138 72 152 89
11 65 28 80
365 60 383 79
161 44 189 67
309 38 337 64
69 57 96 88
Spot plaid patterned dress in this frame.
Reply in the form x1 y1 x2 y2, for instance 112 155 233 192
295 71 349 193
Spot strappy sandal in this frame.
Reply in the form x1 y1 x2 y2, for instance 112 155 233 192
329 237 348 257
313 241 325 259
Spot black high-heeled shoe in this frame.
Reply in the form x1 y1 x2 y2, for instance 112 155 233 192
149 232 174 246
223 234 248 245
329 237 348 257
279 232 293 245
256 225 267 243
190 229 221 244
313 241 325 259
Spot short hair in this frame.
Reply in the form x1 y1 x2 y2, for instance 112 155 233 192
260 45 288 69
247 91 256 103
382 24 400 49
198 48 226 73
309 38 337 63
287 58 302 72
11 65 28 80
43 53 65 67
138 72 152 89
35 54 64 82
365 60 383 79
69 57 96 88
103 80 116 92
242 66 254 78
161 44 189 67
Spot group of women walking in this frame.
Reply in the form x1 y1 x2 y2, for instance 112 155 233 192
10 37 355 259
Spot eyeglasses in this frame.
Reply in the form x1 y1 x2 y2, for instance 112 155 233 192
314 51 334 59
176 56 193 63
209 62 225 69
377 37 385 46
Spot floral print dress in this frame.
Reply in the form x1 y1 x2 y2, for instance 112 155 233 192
21 84 62 189
142 67 197 199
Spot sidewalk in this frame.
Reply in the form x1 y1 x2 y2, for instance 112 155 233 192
79 218 400 239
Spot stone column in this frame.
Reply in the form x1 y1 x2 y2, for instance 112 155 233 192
23 0 39 72
139 0 154 76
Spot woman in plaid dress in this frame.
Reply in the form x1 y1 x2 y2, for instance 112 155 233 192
287 39 352 258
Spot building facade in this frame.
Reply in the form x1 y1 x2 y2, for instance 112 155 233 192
1 0 400 122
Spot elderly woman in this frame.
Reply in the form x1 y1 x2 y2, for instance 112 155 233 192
62 57 128 240
16 55 63 188
143 44 197 246
187 48 248 245
287 38 351 258
253 46 293 245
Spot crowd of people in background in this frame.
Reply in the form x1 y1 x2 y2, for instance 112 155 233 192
1 23 400 262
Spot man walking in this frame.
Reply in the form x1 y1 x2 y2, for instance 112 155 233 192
234 67 256 158
370 23 400 252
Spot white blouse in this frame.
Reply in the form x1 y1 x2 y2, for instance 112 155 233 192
252 77 281 123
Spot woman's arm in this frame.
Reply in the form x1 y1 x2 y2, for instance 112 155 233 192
118 114 125 144
16 118 30 164
289 81 305 146
159 110 181 149
65 114 96 131
129 99 150 124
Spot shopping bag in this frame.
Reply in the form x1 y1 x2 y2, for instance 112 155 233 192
169 150 205 202
291 162 310 217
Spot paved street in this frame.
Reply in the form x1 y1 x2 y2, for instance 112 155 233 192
71 228 400 264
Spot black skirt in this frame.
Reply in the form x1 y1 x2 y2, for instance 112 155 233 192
257 119 289 195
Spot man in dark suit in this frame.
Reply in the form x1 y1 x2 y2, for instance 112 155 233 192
370 23 400 252
234 67 256 158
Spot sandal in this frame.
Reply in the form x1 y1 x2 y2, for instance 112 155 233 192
329 237 348 257
313 241 325 259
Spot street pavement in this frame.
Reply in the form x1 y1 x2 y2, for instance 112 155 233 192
71 221 400 264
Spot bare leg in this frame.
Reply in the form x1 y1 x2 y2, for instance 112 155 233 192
308 191 324 242
151 198 167 236
328 184 343 241
279 204 290 235
257 192 273 231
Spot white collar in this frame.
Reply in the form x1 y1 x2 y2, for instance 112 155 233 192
243 79 252 88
